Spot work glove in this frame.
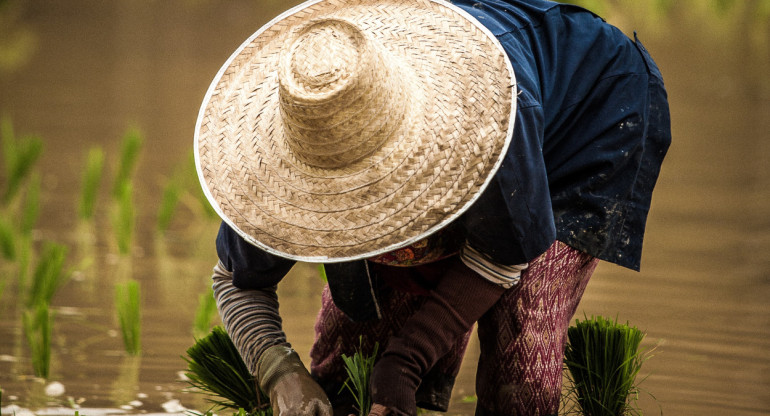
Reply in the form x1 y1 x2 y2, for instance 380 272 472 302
370 257 506 415
258 344 333 416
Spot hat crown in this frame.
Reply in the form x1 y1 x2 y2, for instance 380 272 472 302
278 19 407 169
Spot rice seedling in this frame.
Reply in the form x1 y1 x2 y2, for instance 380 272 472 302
186 151 218 220
78 146 104 220
317 264 328 283
340 338 379 416
184 326 271 415
111 127 143 198
192 288 219 339
20 172 40 236
112 180 135 255
1 116 43 205
562 315 651 416
23 301 53 379
26 242 69 308
156 179 182 233
0 217 15 260
115 279 141 355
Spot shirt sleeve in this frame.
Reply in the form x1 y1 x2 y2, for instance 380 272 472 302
216 221 295 289
211 261 290 375
459 242 528 289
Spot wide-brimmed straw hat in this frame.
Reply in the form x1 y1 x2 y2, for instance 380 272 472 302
195 0 516 262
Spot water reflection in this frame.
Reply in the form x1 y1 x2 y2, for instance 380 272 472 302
0 1 768 415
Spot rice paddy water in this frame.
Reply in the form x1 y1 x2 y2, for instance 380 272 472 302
0 1 768 415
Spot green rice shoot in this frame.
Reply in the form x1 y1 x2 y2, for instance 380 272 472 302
317 264 328 283
156 179 182 233
113 180 135 255
0 217 15 260
23 301 53 379
184 326 271 415
1 116 43 205
20 172 40 236
340 337 379 416
187 150 218 219
115 279 142 355
192 288 219 339
563 315 650 416
27 242 68 308
79 146 105 220
111 127 143 198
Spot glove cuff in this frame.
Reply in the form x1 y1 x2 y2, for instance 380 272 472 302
257 344 308 393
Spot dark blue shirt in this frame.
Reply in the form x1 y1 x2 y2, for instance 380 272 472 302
455 0 670 270
216 0 671 289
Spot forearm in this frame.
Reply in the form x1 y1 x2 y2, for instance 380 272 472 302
211 261 289 376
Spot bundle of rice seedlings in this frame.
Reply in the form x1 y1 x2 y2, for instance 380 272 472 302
184 326 271 416
79 146 105 220
340 338 379 416
563 316 650 416
115 279 142 355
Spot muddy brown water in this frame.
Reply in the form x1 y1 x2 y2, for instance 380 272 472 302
1 1 768 415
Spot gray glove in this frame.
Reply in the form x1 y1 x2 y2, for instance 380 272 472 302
258 344 333 416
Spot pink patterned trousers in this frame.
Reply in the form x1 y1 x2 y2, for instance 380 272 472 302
310 241 598 416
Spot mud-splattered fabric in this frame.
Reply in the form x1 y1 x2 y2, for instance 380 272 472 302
309 241 597 415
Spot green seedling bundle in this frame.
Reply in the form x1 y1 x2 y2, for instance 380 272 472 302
340 338 379 416
563 316 652 416
184 326 271 416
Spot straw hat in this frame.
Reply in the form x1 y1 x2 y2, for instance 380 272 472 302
195 0 516 262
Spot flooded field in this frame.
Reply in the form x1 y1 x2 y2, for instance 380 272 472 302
1 1 769 415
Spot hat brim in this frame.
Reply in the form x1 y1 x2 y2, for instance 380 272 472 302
195 0 516 262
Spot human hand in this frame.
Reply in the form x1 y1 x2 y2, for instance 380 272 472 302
347 403 390 416
367 403 390 416
268 371 332 416
258 345 332 416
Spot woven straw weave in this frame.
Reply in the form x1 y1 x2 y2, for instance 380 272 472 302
195 0 515 262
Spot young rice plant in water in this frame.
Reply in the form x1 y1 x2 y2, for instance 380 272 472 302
23 302 53 379
111 127 143 198
115 279 142 355
192 288 219 339
185 326 271 416
1 116 43 205
563 315 650 416
113 180 135 255
79 146 105 220
27 242 68 308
